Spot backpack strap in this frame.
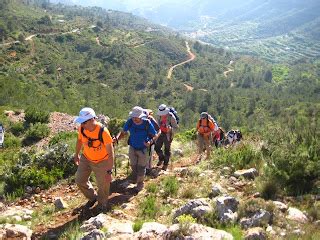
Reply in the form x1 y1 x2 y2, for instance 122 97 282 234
81 126 104 143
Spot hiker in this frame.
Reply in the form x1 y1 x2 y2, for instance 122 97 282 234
74 107 114 212
196 112 218 159
115 106 158 191
143 109 160 176
0 123 4 148
226 129 242 145
155 104 179 171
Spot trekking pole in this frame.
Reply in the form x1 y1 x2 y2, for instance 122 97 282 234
112 135 119 176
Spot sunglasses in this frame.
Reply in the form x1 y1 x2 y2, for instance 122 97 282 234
82 119 91 125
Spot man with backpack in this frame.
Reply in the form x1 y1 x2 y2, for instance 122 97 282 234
196 112 218 159
115 106 158 191
155 104 179 171
74 107 114 212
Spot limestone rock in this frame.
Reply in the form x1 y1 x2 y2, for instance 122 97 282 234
234 168 258 179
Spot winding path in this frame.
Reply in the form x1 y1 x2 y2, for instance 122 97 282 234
167 41 196 79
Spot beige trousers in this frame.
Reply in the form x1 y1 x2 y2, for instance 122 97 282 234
197 133 212 158
75 155 110 206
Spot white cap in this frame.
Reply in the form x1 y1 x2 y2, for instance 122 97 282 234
74 107 96 124
129 106 146 119
157 104 170 116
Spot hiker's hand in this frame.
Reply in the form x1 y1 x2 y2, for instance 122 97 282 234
144 140 152 147
112 136 118 145
74 154 80 166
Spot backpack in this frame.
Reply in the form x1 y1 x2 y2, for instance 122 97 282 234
126 118 151 145
198 114 215 128
81 125 105 148
168 107 179 124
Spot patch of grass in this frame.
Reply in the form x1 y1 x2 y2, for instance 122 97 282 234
146 182 158 194
132 219 145 232
138 195 159 220
162 176 179 197
257 178 279 200
179 185 197 199
222 225 243 240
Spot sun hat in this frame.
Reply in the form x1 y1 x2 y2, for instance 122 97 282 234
157 104 170 116
74 107 96 124
200 112 208 118
129 106 146 119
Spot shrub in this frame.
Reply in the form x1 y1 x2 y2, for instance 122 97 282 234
210 144 262 170
139 196 158 219
25 107 49 124
3 133 21 148
108 118 126 136
263 124 320 195
24 123 50 142
238 198 274 219
176 214 196 236
146 182 158 194
10 122 25 136
162 176 179 197
132 219 144 232
175 128 197 142
49 131 77 146
257 178 279 200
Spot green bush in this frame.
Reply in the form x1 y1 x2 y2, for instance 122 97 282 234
25 107 50 124
108 118 126 136
49 131 77 146
176 214 196 237
10 122 25 136
162 176 179 197
139 196 158 219
210 144 262 170
263 124 320 195
3 133 21 148
176 128 197 142
132 219 145 232
238 198 274 219
24 123 50 142
146 182 158 194
257 178 279 200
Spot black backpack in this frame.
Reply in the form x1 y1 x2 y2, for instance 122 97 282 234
168 107 179 124
81 126 105 148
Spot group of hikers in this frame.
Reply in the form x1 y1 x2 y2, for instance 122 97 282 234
73 105 239 212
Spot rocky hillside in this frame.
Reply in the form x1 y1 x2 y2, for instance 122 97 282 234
0 110 319 239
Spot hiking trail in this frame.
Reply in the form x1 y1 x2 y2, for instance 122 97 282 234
167 41 196 79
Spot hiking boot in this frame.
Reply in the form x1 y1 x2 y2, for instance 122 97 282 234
136 182 144 192
156 161 163 167
162 164 168 171
84 198 97 209
97 203 111 213
145 168 152 176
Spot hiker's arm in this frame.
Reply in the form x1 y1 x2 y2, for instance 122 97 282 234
115 130 127 142
74 138 83 166
106 143 114 170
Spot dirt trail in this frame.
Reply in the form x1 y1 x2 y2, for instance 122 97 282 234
167 41 196 79
183 83 194 91
29 152 199 238
95 37 101 46
223 60 234 77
